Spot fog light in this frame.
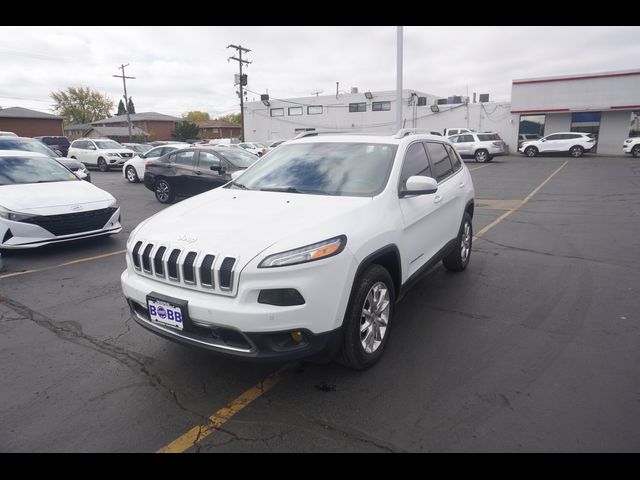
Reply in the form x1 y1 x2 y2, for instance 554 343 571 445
291 331 304 343
258 288 305 306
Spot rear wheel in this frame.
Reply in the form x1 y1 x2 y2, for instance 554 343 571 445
443 212 473 272
474 149 489 163
632 145 640 157
338 264 395 370
97 157 109 172
569 145 584 157
525 146 538 157
154 179 175 203
125 166 139 183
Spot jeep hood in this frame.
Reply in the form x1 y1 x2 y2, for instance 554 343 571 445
132 188 372 265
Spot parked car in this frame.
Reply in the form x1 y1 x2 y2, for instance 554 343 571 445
238 142 267 156
143 146 259 203
34 135 71 157
206 138 240 146
0 151 121 249
518 132 596 158
518 133 541 148
449 132 506 162
68 138 135 171
443 127 475 137
122 131 475 369
0 131 17 137
622 137 640 157
122 143 187 183
122 143 153 155
0 136 90 181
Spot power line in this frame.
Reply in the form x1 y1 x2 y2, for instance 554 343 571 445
112 64 136 141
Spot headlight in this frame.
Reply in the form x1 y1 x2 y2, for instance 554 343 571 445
108 153 121 157
625 139 633 143
0 205 36 222
258 235 347 268
107 198 119 209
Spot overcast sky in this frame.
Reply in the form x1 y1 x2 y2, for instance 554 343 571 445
1 26 638 119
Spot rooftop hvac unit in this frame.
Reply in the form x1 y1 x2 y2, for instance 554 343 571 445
479 93 490 102
451 96 462 104
437 98 448 105
417 96 427 106
351 87 359 94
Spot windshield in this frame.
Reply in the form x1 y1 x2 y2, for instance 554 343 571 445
217 148 259 168
94 140 123 149
0 155 79 185
0 139 58 157
230 142 398 196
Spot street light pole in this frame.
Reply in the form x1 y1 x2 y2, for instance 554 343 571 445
396 26 403 131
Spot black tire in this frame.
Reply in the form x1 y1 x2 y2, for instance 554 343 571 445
442 212 473 272
338 264 395 370
154 178 175 204
474 149 489 163
97 157 109 172
633 145 640 158
525 146 538 157
569 145 584 158
125 166 139 183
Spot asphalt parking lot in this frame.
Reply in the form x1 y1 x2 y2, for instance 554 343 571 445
1 154 639 452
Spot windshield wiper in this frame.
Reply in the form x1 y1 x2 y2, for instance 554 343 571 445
228 181 249 190
36 179 65 183
259 186 332 195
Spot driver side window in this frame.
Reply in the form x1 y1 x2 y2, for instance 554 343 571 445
400 142 432 189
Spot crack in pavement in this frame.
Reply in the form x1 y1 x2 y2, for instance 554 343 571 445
0 294 210 426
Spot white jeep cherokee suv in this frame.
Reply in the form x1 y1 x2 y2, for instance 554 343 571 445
121 130 475 369
518 132 596 158
68 138 135 172
622 137 640 157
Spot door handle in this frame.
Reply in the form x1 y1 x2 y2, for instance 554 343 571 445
434 195 442 204
458 181 465 188
195 170 202 175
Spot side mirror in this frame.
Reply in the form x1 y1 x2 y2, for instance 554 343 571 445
88 145 96 150
400 176 438 197
210 165 226 174
540 138 546 142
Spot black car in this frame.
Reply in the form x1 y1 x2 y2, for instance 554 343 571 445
34 136 71 157
143 146 258 203
0 136 91 182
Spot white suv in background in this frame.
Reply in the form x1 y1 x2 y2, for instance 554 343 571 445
519 132 596 158
121 130 475 369
622 137 640 157
122 143 188 183
68 138 135 172
449 132 506 162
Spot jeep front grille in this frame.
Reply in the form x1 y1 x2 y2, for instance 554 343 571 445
129 242 238 295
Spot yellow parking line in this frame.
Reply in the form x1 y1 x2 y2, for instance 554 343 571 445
468 164 492 171
0 249 126 280
474 160 569 239
157 368 284 453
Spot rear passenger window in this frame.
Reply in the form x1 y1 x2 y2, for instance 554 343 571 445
445 144 462 171
460 134 474 142
170 151 195 166
400 142 432 189
426 142 454 182
477 133 500 141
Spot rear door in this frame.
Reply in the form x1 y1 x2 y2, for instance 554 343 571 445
454 134 475 156
166 150 197 195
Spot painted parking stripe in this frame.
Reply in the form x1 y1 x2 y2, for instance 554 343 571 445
468 164 492 171
157 367 285 453
0 249 126 280
474 160 569 239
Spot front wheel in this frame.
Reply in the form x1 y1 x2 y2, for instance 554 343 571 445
125 166 139 183
338 264 395 370
633 145 640 158
443 212 473 272
525 146 538 157
97 157 109 172
154 179 175 203
569 145 584 157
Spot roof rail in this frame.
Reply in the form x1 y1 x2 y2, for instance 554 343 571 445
293 129 352 139
393 128 442 139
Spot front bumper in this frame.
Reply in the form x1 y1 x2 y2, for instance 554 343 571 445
623 144 636 153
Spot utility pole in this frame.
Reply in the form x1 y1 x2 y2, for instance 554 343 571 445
396 26 403 131
227 44 251 141
113 64 135 141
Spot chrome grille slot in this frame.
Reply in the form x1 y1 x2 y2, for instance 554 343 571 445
219 257 236 291
183 251 198 284
154 246 167 277
167 249 181 280
141 243 154 272
200 254 215 287
132 241 143 270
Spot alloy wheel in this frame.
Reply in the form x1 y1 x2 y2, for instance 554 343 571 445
360 282 390 354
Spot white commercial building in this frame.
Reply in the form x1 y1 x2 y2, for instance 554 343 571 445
244 69 640 156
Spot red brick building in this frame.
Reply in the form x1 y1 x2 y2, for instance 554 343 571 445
0 107 64 137
90 112 181 141
196 119 241 140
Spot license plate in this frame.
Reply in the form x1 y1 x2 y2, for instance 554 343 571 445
147 297 184 331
